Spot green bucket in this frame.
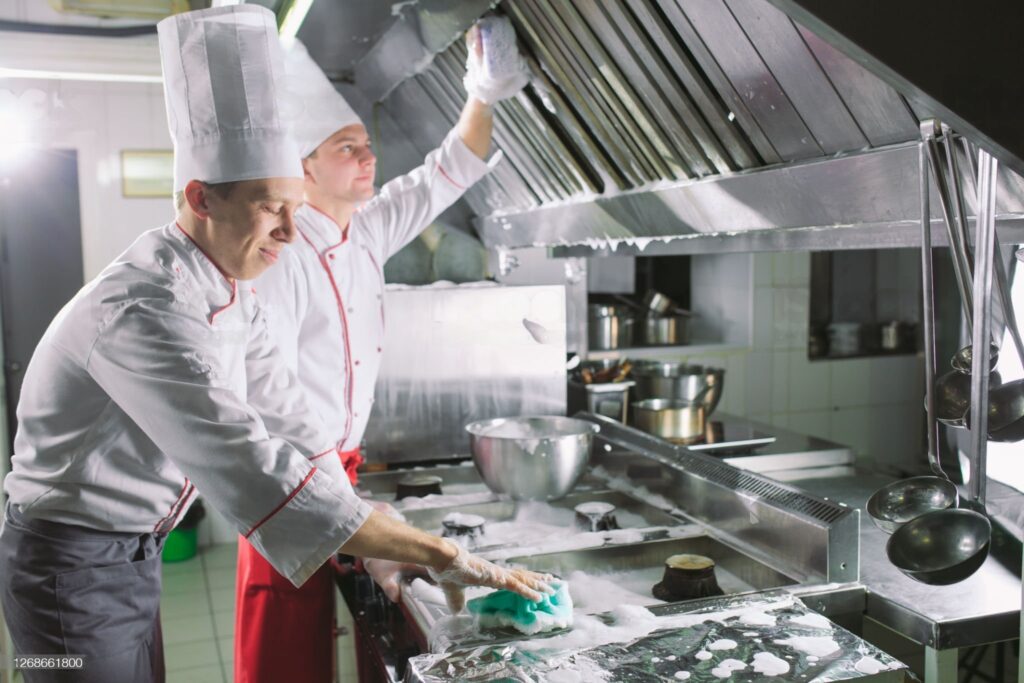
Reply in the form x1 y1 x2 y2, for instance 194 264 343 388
163 527 198 563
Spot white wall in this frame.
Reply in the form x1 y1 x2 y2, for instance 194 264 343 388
2 78 173 279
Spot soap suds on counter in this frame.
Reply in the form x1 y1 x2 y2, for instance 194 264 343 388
742 631 759 637
752 652 791 676
673 672 691 680
708 639 738 651
774 636 840 658
789 612 832 630
855 657 886 675
738 611 776 627
666 655 677 661
696 650 713 661
711 658 747 678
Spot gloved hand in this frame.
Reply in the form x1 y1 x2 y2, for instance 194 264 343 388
363 499 405 521
463 16 529 105
364 558 426 602
427 542 554 614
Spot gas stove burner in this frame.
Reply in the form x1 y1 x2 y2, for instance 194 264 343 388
440 512 486 541
652 553 724 602
574 501 619 532
395 474 443 500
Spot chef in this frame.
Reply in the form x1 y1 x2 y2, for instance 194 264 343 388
0 7 550 683
233 18 530 682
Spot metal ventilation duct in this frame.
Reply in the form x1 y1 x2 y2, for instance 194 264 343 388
358 0 1024 253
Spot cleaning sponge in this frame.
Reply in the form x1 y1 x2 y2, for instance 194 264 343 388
467 581 574 635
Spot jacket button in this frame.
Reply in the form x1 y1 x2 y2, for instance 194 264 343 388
354 360 360 366
329 253 336 260
347 307 354 314
377 347 382 352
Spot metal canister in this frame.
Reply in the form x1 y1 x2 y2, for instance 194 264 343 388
588 304 634 350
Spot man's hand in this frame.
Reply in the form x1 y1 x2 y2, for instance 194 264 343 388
463 16 529 105
363 558 426 602
426 542 554 614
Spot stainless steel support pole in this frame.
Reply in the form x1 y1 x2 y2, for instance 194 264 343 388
919 141 941 474
924 646 958 683
922 121 973 323
968 148 998 509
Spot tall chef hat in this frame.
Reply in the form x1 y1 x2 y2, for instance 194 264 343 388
282 39 364 159
157 5 302 193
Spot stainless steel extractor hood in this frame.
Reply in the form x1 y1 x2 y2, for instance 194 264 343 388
302 0 1024 254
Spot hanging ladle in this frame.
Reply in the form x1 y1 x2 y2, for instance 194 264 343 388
867 134 958 534
885 145 997 585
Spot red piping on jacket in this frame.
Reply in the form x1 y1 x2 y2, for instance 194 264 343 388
165 483 196 530
305 203 350 244
309 448 334 461
173 223 238 323
244 468 317 538
298 224 355 446
154 478 192 533
436 163 464 190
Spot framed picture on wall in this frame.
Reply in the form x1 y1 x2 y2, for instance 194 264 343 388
121 150 173 198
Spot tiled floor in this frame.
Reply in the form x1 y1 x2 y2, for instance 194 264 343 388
161 543 238 683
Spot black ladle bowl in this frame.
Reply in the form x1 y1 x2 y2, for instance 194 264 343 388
934 370 1001 427
886 508 992 585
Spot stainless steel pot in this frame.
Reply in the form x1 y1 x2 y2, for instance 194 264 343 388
465 416 599 501
642 290 678 316
588 304 634 350
640 315 690 346
632 398 705 444
631 361 725 416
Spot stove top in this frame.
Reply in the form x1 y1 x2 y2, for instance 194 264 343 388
685 419 776 454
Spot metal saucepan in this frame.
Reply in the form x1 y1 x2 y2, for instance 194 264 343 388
642 290 678 316
631 398 706 445
588 304 634 350
640 315 690 346
631 361 725 416
466 416 599 501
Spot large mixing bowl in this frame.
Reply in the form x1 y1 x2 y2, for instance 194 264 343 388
465 416 599 501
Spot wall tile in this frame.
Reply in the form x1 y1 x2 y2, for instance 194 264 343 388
830 358 873 408
752 289 774 349
753 254 773 287
790 253 811 287
829 406 874 457
771 351 789 413
788 410 832 441
788 350 831 412
744 351 773 416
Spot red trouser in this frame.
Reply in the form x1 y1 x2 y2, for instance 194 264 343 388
234 448 363 683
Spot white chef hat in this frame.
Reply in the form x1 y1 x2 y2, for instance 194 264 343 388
157 5 302 192
282 39 364 159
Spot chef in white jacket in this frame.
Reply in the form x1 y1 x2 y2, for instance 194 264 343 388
234 19 530 683
0 8 549 683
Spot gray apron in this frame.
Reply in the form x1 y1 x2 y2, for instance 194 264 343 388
0 503 166 683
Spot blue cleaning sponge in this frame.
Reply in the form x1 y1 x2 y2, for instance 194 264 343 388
467 581 574 635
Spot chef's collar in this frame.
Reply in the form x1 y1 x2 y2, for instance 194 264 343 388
170 223 238 318
296 203 350 254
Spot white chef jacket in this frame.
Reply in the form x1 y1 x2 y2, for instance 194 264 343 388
256 130 497 452
4 224 371 586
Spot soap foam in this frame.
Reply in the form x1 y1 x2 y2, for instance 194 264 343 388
708 639 737 651
752 652 791 676
789 612 832 630
711 658 747 678
774 636 840 658
739 611 777 627
673 672 691 680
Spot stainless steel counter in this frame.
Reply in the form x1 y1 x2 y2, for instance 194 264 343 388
781 471 1022 651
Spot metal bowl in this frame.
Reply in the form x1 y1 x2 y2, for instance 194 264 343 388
865 476 959 534
886 509 992 585
631 361 725 416
465 416 599 501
